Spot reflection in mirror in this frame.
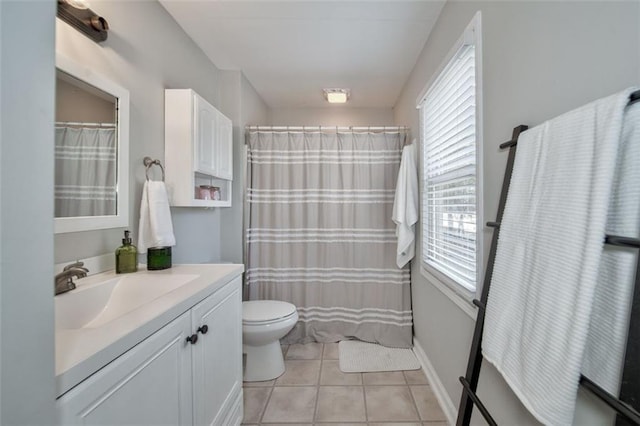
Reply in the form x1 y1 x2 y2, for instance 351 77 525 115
55 53 129 234
55 70 118 218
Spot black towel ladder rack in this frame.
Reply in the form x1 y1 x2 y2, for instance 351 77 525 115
456 89 640 426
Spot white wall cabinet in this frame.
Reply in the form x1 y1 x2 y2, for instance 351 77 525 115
165 89 233 207
57 277 243 426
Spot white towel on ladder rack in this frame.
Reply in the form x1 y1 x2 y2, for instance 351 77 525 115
138 180 176 254
582 98 640 395
393 142 419 268
482 87 638 426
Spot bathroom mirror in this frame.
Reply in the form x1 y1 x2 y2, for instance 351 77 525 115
55 53 129 233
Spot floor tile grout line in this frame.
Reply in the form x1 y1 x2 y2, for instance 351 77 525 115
362 375 369 424
255 348 281 426
406 382 424 423
311 344 323 423
254 381 274 426
402 368 424 423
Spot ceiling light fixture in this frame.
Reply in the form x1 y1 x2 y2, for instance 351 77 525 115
323 88 350 104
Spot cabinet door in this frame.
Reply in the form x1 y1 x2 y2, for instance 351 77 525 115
191 277 243 426
194 94 218 176
215 111 233 180
57 312 193 426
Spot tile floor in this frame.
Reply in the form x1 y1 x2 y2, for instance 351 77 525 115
242 342 448 425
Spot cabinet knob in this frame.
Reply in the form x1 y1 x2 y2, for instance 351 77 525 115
186 334 198 345
197 324 209 335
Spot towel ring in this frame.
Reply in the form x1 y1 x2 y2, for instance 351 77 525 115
143 156 165 181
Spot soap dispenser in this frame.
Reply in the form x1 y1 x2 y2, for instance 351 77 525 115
116 230 138 274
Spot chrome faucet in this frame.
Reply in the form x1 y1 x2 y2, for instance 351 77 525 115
55 261 89 295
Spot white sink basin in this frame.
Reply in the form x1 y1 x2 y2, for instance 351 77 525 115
55 273 199 329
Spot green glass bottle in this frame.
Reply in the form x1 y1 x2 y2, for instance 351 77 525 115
116 230 138 274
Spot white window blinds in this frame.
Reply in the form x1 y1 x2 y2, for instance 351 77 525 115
421 43 478 292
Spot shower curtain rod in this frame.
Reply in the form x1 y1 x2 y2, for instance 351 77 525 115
55 121 116 128
245 125 409 133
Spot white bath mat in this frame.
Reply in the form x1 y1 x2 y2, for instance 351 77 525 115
338 340 421 373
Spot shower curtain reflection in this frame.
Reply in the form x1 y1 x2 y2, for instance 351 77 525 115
246 127 413 348
55 126 116 217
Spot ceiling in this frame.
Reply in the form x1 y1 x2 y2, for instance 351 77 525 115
159 1 446 109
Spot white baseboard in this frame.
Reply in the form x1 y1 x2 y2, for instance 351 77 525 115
413 337 457 425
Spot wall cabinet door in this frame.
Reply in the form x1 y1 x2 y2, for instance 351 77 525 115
57 312 193 426
194 94 218 176
191 277 243 426
215 111 233 180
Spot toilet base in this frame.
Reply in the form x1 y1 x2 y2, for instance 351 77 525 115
243 341 285 382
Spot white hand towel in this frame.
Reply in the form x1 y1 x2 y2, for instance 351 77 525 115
393 142 419 268
482 88 637 426
138 180 176 254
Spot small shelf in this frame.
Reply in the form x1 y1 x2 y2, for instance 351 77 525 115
192 174 231 208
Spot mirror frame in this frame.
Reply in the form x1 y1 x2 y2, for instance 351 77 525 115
55 53 130 234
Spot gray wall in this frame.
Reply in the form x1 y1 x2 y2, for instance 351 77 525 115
394 1 639 424
269 107 395 126
219 72 269 264
0 1 56 423
55 0 225 264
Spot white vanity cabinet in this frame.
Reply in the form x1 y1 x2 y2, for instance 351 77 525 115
56 312 194 425
57 276 243 426
165 89 233 207
192 276 243 425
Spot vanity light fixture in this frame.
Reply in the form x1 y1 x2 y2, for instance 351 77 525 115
323 88 350 104
57 0 109 43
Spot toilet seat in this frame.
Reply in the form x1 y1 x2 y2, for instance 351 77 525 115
243 300 296 325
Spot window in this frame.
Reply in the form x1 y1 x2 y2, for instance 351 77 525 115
418 14 482 295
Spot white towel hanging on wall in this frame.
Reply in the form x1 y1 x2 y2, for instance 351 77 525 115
393 141 419 268
138 180 176 254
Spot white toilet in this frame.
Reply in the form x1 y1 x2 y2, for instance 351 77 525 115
242 300 298 382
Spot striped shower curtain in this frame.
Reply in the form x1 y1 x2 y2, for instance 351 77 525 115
55 126 117 217
246 128 413 348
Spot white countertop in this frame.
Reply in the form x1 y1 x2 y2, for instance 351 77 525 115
55 263 244 397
